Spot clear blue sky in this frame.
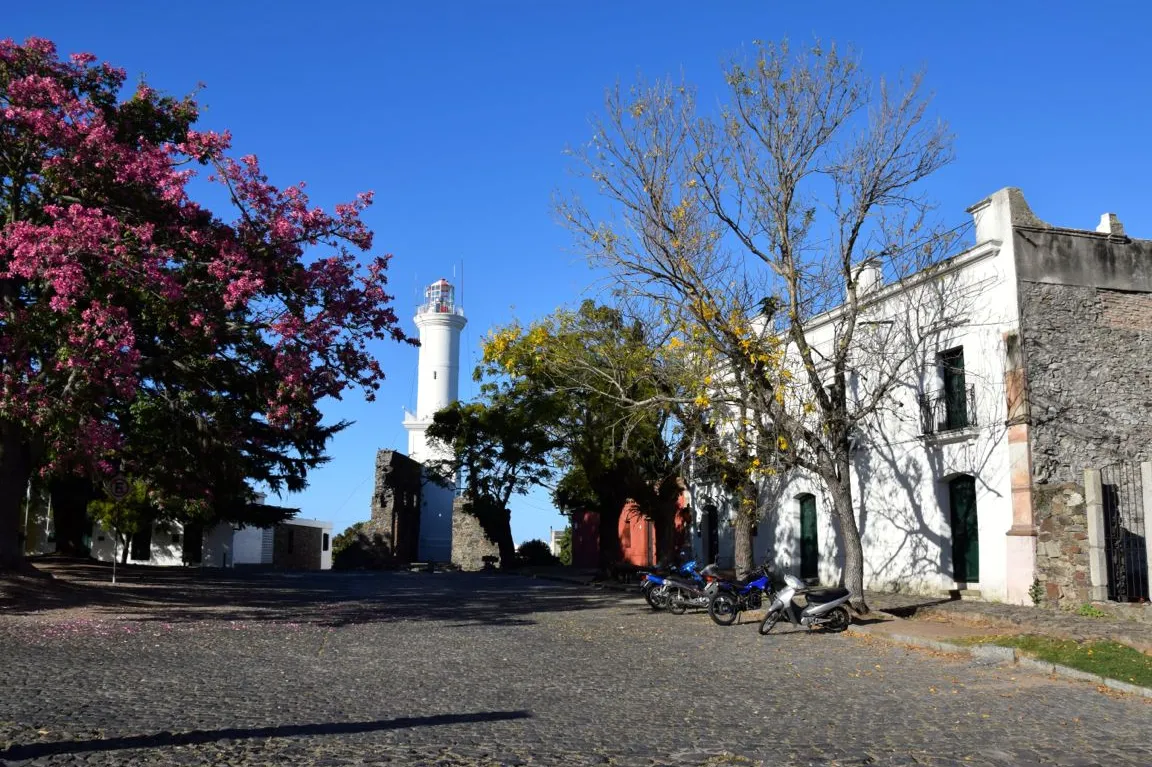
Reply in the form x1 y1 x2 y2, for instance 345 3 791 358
9 1 1152 545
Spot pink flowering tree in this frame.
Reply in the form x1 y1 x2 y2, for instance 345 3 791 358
0 38 416 568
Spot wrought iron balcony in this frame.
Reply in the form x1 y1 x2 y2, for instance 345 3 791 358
918 384 977 435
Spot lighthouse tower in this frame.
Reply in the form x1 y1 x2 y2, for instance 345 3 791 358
403 278 467 463
402 278 466 563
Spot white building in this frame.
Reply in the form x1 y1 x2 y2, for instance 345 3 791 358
691 187 1152 605
90 516 333 571
402 278 467 562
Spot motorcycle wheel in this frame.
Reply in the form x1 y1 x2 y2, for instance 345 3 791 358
647 584 671 611
824 606 850 633
643 585 664 611
668 588 687 615
758 608 783 635
708 592 739 626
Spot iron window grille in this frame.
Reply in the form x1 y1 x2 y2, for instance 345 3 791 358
918 384 977 434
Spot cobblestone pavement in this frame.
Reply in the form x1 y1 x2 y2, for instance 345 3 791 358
1 571 1150 766
526 566 1152 651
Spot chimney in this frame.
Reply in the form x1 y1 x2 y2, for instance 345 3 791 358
849 259 883 300
1096 213 1124 236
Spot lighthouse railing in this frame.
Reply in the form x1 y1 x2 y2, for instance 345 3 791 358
416 301 465 316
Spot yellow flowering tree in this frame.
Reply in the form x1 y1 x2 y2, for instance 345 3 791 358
479 301 691 568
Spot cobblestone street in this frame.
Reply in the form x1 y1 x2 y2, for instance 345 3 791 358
1 570 1150 766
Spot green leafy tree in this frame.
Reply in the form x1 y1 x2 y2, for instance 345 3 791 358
425 388 560 568
332 522 366 555
556 526 572 566
87 479 155 564
481 301 689 568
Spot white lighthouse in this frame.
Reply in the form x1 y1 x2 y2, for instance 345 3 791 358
402 278 466 562
403 278 467 462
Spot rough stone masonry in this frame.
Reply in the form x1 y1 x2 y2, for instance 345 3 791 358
1014 222 1152 603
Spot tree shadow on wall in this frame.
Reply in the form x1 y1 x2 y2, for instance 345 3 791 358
853 344 1008 593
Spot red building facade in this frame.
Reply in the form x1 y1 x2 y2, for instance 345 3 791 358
570 492 691 569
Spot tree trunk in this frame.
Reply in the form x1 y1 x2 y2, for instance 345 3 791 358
653 506 677 566
119 532 130 564
828 457 869 614
652 477 685 565
0 420 31 570
597 502 623 572
473 499 516 569
493 509 516 569
50 476 94 557
733 511 754 578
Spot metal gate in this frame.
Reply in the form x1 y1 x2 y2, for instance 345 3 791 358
1100 462 1149 602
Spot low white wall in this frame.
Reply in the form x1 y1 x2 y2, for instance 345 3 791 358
90 522 184 567
202 522 234 567
232 526 268 565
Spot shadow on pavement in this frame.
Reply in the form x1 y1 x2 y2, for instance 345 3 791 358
878 597 956 619
0 710 533 761
0 558 649 628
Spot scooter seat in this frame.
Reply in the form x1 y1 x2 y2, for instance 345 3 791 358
805 587 850 603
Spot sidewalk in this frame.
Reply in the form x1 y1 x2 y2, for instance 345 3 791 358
863 591 1152 655
517 566 1152 653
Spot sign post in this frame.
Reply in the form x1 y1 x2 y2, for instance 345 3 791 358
105 475 130 585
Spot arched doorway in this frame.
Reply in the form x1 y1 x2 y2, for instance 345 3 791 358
704 504 719 565
798 494 818 580
948 475 979 583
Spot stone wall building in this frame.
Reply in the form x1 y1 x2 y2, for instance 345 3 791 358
367 449 423 562
691 187 1152 606
272 518 332 571
450 497 500 571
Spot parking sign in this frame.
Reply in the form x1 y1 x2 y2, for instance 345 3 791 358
106 475 130 501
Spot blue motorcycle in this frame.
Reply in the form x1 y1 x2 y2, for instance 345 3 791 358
706 564 774 626
639 560 706 611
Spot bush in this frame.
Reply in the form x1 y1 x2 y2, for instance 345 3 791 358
516 539 559 567
331 522 396 570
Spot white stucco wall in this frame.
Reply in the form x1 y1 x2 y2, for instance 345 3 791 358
690 190 1030 602
232 525 271 565
202 522 235 567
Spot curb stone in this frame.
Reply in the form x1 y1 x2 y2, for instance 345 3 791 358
847 625 1152 699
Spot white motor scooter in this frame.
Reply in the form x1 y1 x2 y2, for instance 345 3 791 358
758 573 852 634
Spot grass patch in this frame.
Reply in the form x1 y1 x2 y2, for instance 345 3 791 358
956 634 1152 688
1074 602 1110 618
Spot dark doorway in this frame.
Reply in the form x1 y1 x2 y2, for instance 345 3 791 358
130 523 153 562
182 524 204 565
1101 461 1150 603
948 475 979 583
799 494 818 580
704 504 719 565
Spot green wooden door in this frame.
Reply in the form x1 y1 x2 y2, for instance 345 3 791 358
940 347 967 429
948 476 979 583
799 495 818 580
